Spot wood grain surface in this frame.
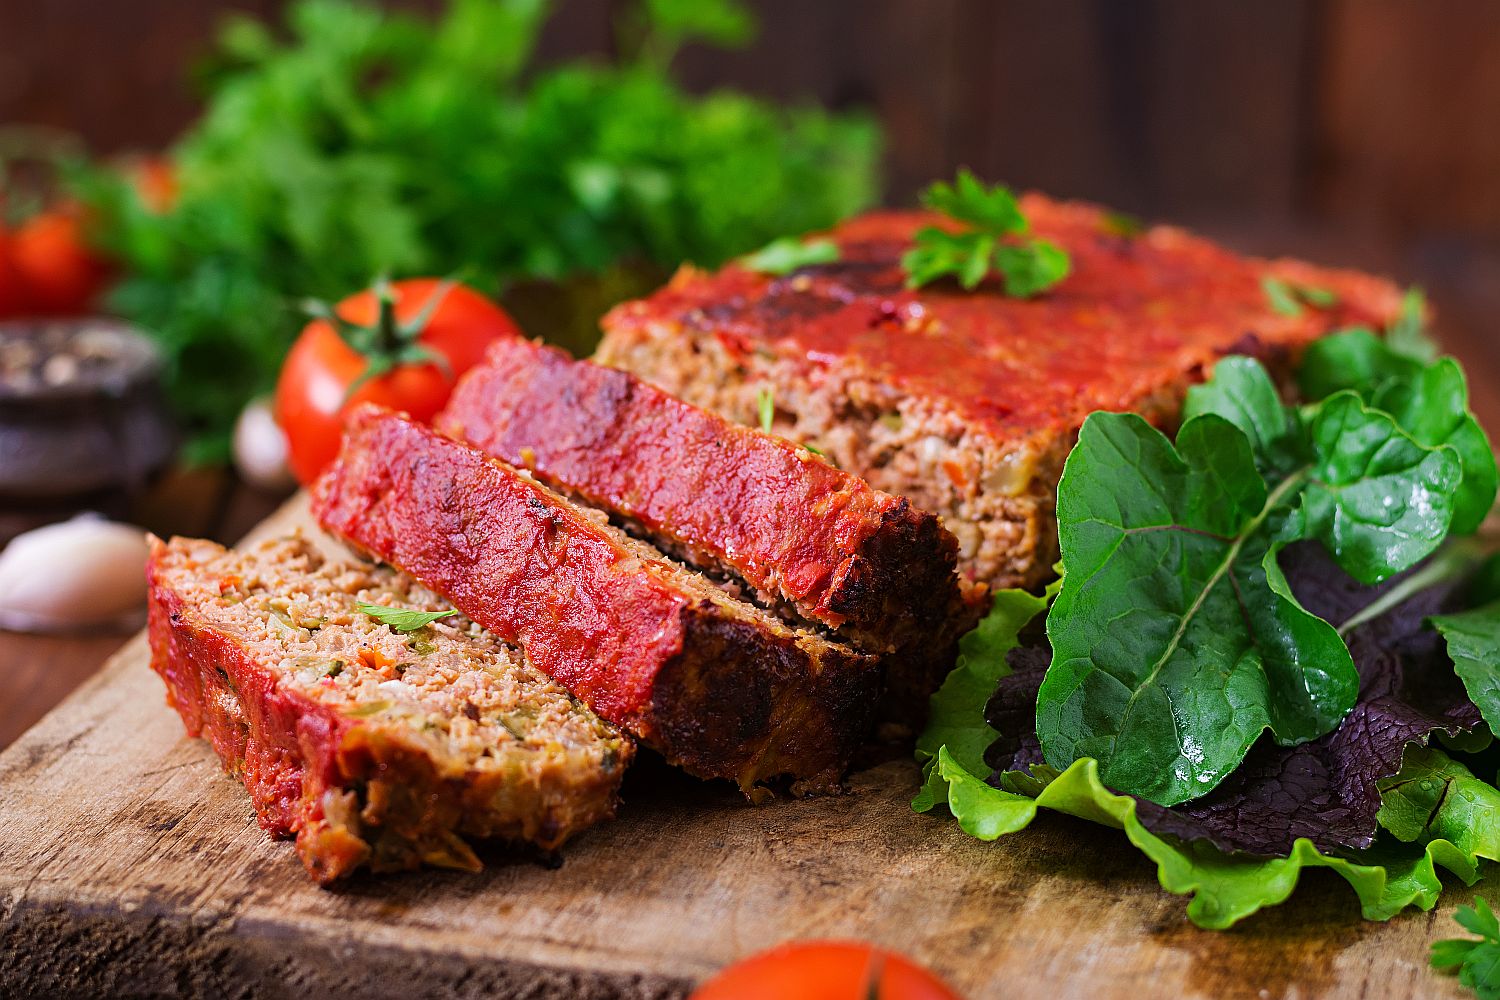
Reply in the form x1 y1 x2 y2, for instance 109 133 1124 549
0 496 1480 999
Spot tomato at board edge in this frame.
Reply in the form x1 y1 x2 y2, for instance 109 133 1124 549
690 939 964 1000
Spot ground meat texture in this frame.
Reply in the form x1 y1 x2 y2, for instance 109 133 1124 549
436 336 975 709
312 405 881 794
147 534 631 885
596 195 1407 592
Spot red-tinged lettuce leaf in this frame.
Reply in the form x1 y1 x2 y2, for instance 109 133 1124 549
988 542 1484 857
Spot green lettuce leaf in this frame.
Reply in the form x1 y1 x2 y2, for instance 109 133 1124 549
913 584 1054 812
1378 746 1500 846
1036 410 1348 805
1432 601 1500 735
1300 328 1497 534
923 748 1500 930
1298 391 1465 582
1038 354 1463 805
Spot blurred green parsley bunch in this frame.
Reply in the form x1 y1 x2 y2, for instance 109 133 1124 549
78 0 881 462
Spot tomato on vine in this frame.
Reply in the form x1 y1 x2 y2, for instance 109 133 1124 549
274 277 522 484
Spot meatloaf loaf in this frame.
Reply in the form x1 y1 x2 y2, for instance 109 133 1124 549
148 534 631 884
596 194 1407 591
312 404 880 793
436 335 971 704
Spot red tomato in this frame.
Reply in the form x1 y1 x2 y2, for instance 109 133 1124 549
0 225 30 317
274 277 522 484
3 206 111 317
691 941 963 1000
129 156 177 213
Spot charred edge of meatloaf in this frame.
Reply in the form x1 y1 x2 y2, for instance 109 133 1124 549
313 406 883 794
146 534 632 885
648 600 883 796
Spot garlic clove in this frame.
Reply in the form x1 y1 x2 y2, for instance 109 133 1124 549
0 515 150 633
233 396 296 493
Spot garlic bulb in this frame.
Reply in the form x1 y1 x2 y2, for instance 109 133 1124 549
233 396 296 493
0 515 150 633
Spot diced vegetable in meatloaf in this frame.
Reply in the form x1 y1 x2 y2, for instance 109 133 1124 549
596 194 1407 592
147 534 631 884
436 335 974 708
312 404 881 794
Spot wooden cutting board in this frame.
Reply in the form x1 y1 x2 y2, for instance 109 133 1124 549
0 496 1476 999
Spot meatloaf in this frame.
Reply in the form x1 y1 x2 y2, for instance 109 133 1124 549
147 534 631 884
436 335 971 704
312 404 880 793
597 194 1407 591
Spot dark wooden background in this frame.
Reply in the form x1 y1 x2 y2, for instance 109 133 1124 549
3 0 1500 746
5 2 1500 233
4 0 1498 374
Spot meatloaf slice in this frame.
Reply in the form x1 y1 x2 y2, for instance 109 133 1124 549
147 534 631 884
596 194 1407 592
312 405 881 793
436 335 969 669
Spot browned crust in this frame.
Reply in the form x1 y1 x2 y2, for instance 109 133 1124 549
311 406 881 792
437 336 965 660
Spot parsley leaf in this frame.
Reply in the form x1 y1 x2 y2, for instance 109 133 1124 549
1262 275 1337 316
355 601 458 633
76 0 880 462
1037 356 1462 805
756 386 774 435
740 236 840 275
1432 898 1500 999
1099 210 1146 238
902 169 1070 297
1388 287 1442 363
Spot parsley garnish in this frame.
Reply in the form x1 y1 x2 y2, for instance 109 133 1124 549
1100 210 1146 238
1262 275 1337 316
356 602 458 633
902 169 1070 296
756 387 775 434
1432 898 1500 998
741 237 840 275
1387 286 1440 362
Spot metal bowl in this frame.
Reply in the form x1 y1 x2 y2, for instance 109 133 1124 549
0 318 177 505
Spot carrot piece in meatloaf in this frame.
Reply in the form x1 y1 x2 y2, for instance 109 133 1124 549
436 335 975 708
147 534 631 884
596 194 1407 592
312 404 881 794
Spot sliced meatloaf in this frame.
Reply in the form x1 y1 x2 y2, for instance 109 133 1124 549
596 194 1407 592
436 335 972 706
312 404 881 793
147 534 631 884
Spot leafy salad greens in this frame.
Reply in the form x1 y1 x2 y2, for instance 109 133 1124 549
916 294 1500 930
